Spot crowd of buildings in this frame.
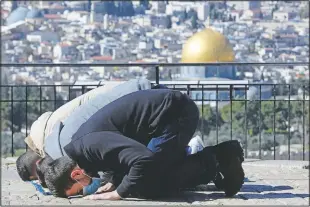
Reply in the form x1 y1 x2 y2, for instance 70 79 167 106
1 1 308 87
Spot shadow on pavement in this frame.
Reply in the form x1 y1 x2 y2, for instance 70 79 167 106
181 183 294 193
239 192 309 200
121 191 309 203
172 192 309 202
240 184 293 193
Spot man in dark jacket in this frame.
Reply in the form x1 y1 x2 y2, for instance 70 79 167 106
43 89 244 200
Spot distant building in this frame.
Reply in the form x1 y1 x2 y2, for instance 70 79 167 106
273 11 297 21
197 3 209 21
103 14 109 30
179 28 272 103
181 28 237 80
53 43 78 61
227 1 261 11
27 31 60 43
5 6 44 25
150 2 166 14
139 41 154 50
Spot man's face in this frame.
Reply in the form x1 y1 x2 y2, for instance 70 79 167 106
29 159 40 180
65 182 85 197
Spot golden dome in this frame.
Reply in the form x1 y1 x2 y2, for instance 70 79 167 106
181 28 235 63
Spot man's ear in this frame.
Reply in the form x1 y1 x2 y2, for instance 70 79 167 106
70 169 84 179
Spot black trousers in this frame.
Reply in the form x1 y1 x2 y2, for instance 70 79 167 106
131 146 217 199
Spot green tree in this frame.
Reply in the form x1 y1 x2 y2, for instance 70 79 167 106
146 68 157 81
1 132 26 157
2 82 64 134
219 99 309 145
198 105 224 136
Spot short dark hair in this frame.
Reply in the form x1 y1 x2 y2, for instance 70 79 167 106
36 155 54 188
44 156 77 197
16 150 41 181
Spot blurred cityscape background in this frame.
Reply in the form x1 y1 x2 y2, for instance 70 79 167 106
1 1 309 160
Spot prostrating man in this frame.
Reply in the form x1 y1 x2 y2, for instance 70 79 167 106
42 89 244 200
16 78 153 182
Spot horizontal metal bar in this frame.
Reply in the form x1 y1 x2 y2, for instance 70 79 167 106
1 99 307 102
1 83 309 87
1 62 309 67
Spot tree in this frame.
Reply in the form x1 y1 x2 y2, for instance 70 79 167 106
1 81 65 134
146 68 157 81
198 105 225 136
1 132 27 157
219 98 309 142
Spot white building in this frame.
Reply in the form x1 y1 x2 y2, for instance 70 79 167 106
273 11 291 21
65 11 89 24
26 34 42 42
227 1 261 11
138 41 153 50
154 39 163 49
103 14 109 30
133 16 152 27
38 44 51 55
197 3 209 21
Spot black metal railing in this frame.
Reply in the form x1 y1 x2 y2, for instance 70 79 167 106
1 62 309 161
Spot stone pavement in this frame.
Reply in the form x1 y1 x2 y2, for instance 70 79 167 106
1 158 309 206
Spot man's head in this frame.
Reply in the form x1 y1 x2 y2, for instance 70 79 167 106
44 156 92 197
35 155 54 188
16 150 41 181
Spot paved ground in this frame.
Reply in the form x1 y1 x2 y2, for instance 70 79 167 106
1 158 309 206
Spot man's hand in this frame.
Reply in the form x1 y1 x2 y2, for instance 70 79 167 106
84 190 121 200
96 182 115 193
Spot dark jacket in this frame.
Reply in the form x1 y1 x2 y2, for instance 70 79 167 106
63 89 190 198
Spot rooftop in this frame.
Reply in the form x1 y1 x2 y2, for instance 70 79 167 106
1 158 309 205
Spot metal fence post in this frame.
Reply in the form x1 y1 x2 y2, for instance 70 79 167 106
155 66 159 84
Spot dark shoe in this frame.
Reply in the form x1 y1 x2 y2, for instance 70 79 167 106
213 171 225 190
214 140 245 197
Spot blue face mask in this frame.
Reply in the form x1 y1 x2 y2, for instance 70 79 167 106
82 177 104 196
